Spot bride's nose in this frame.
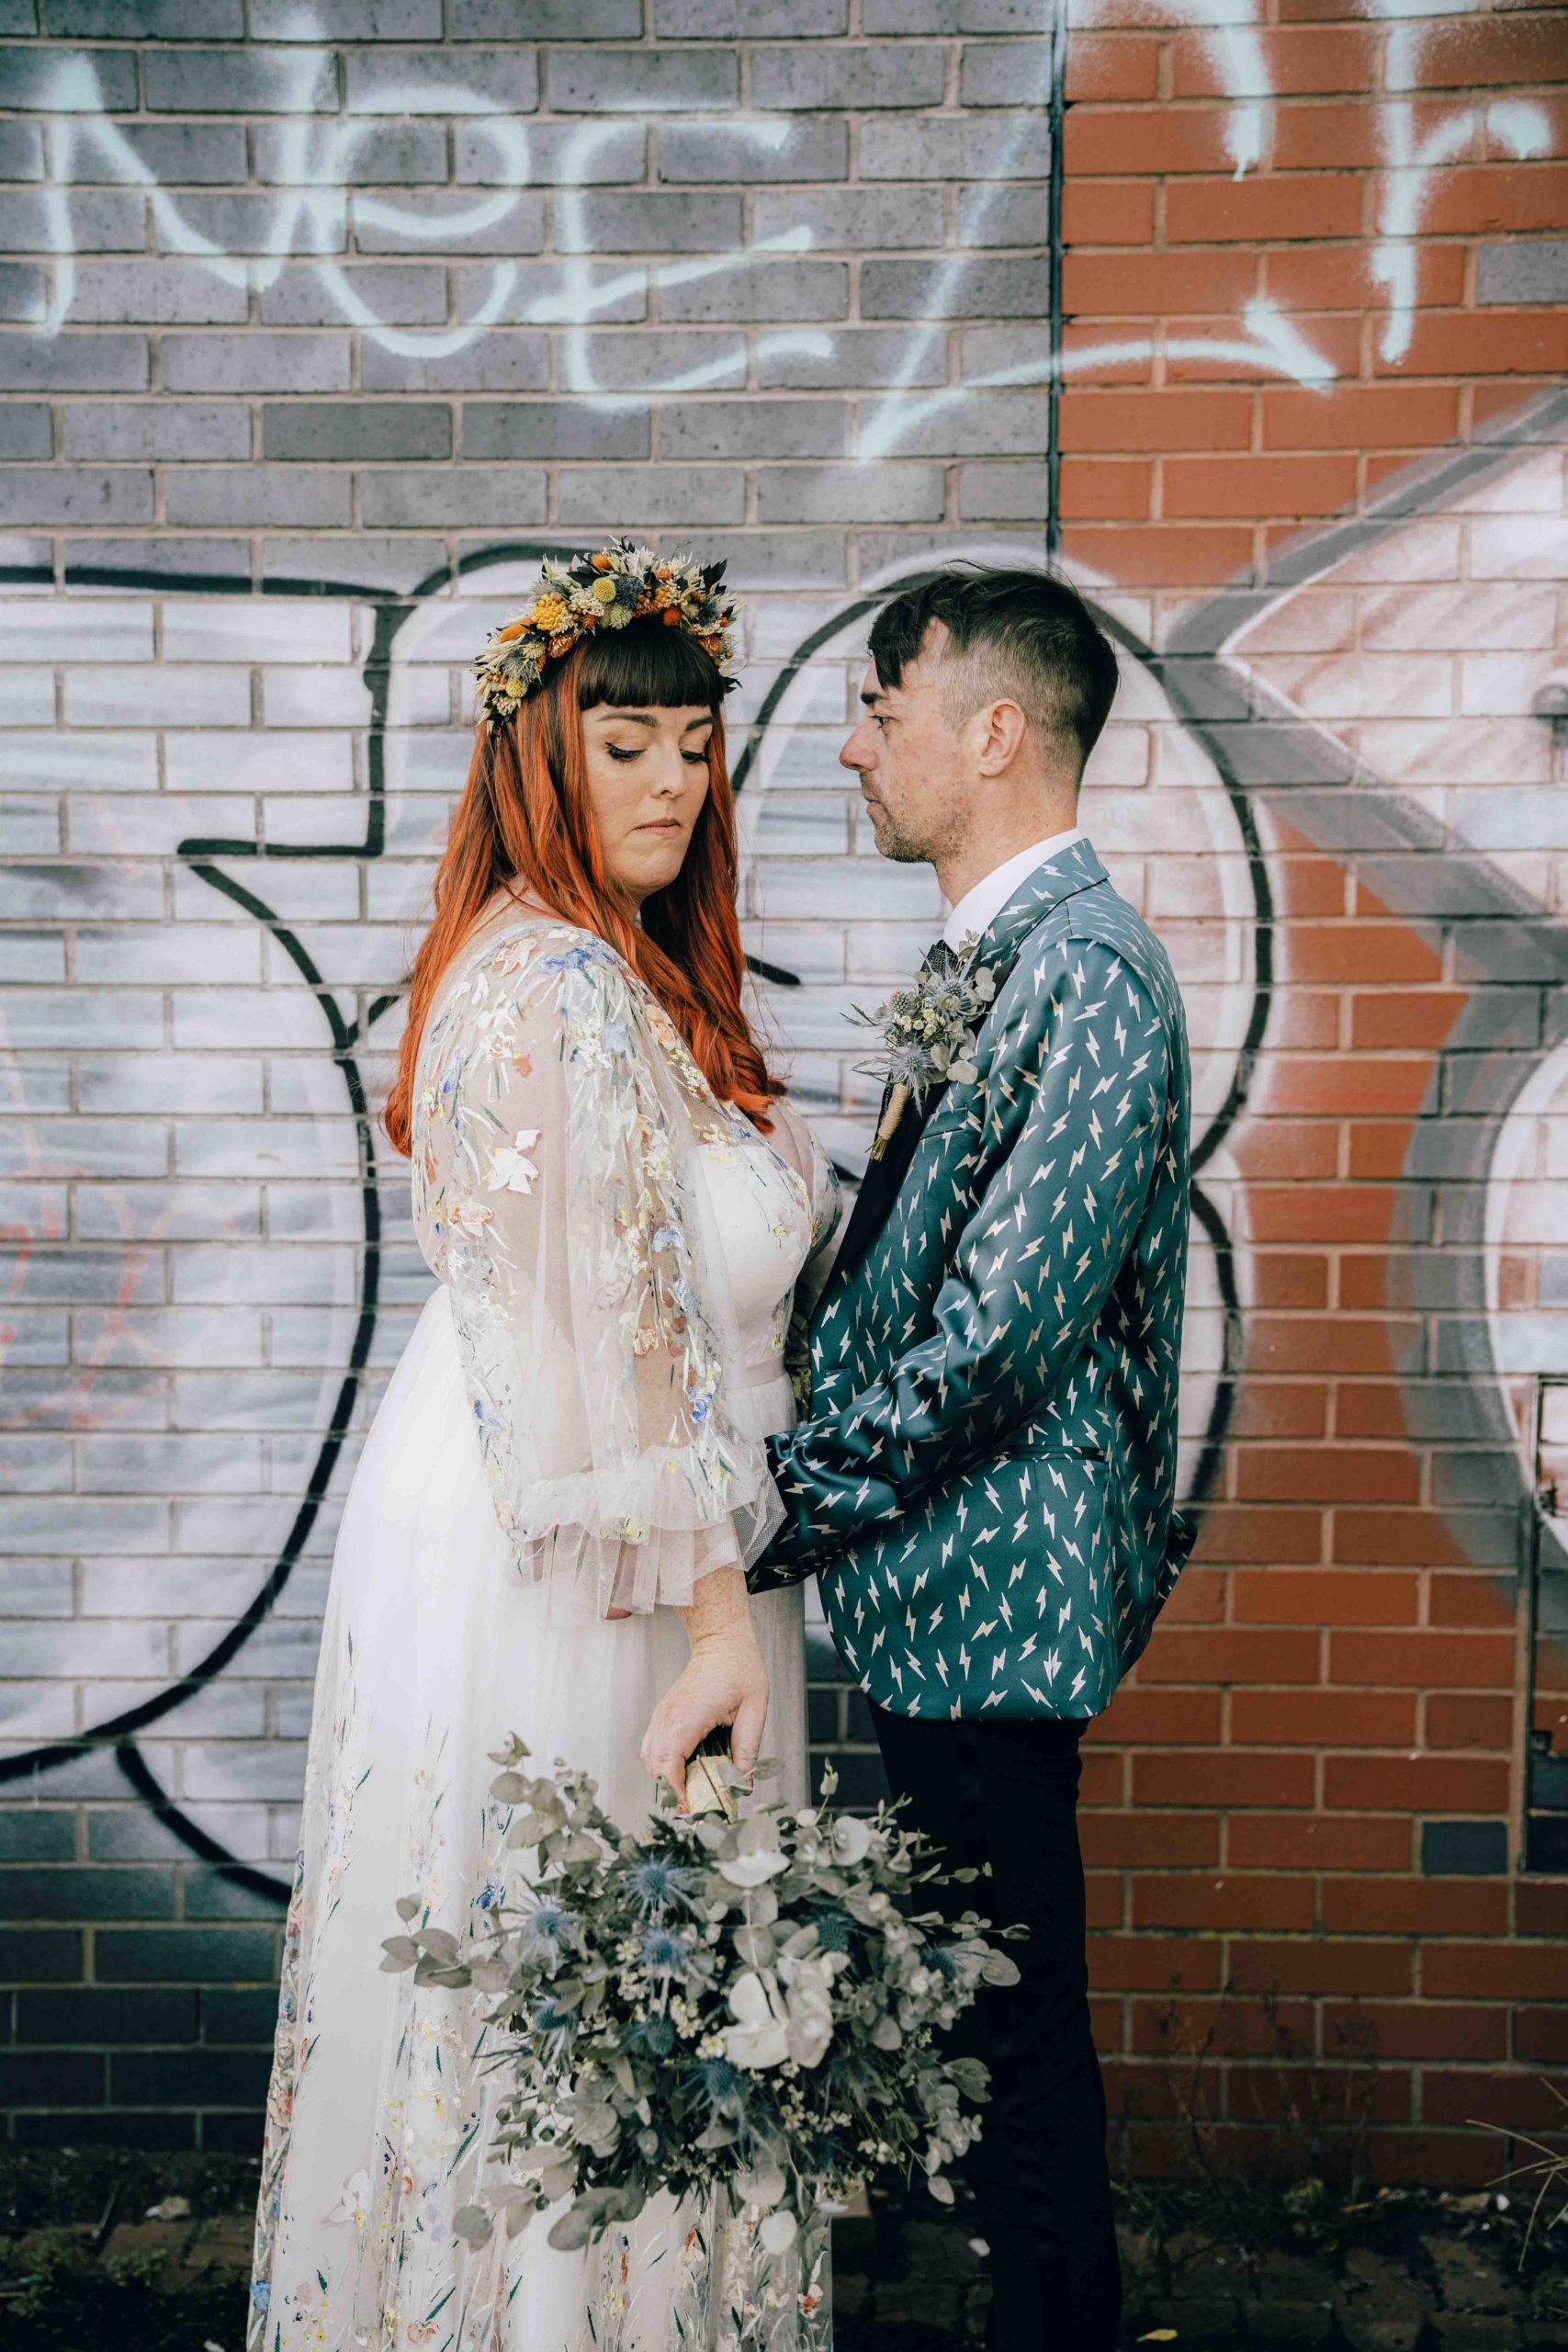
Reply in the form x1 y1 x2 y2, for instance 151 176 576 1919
649 748 691 797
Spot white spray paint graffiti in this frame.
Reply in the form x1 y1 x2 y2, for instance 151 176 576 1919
38 51 830 373
27 6 1361 447
24 5 1559 422
1372 7 1550 363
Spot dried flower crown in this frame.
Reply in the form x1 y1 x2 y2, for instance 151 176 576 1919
472 535 741 729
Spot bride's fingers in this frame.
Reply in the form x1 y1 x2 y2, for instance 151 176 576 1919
660 1734 689 1810
641 1705 690 1806
732 1688 767 1786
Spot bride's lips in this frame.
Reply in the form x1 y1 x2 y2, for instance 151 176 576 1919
637 820 682 833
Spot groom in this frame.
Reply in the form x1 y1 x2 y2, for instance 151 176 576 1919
747 565 1194 2351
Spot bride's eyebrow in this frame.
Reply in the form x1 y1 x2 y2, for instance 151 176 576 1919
599 708 712 734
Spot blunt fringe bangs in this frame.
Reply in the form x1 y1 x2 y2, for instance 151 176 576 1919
572 616 733 713
867 565 1119 770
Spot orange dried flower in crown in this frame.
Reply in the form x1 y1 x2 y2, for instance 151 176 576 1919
470 535 740 730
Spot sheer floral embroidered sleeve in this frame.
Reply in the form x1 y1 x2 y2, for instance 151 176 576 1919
411 917 786 1623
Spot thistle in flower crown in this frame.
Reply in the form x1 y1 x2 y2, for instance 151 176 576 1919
472 536 741 729
852 933 998 1161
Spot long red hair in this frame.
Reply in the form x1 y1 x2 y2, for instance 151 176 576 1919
383 617 783 1157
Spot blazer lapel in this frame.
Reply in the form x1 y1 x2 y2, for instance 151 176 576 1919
819 836 1111 1295
962 833 1110 1004
829 1074 932 1283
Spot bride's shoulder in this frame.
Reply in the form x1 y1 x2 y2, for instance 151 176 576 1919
467 914 681 1059
454 909 629 1004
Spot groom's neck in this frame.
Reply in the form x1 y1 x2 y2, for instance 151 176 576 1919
934 797 1080 910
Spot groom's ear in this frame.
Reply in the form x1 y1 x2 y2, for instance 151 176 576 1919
969 696 1031 778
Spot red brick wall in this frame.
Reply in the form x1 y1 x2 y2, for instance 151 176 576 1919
1058 0 1568 2182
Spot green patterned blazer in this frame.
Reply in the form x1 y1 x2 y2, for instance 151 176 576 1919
748 838 1195 1721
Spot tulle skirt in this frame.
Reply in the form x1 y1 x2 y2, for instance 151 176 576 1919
248 1284 810 2352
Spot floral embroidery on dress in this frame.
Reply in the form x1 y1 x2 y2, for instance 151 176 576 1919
409 915 837 1622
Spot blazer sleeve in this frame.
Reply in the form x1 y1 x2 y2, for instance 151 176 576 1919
757 934 1175 1576
415 931 785 1623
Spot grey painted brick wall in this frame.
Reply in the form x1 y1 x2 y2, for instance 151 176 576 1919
0 3 1092 2149
0 3 1249 2164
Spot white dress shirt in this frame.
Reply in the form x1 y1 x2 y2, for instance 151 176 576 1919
941 824 1088 953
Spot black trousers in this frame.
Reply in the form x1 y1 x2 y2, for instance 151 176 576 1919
870 1702 1122 2352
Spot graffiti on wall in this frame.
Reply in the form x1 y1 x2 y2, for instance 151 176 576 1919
24 8 1553 407
3 4 1567 1899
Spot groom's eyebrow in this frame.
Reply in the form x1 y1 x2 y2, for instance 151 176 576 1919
860 685 888 708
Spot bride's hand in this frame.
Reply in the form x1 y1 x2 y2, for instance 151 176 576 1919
640 1623 768 1810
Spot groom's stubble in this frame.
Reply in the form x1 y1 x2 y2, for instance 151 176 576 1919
865 797 964 871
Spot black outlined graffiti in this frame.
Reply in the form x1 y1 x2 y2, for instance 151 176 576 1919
6 392 1566 1884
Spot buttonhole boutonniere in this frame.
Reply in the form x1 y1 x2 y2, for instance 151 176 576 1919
850 932 997 1161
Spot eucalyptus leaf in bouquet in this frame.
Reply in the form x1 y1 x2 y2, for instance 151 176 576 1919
380 1736 1021 2348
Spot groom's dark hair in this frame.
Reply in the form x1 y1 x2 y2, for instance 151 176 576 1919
867 565 1119 774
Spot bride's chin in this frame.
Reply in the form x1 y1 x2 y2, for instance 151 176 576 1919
615 849 688 896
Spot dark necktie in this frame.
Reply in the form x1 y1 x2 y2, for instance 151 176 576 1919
836 937 964 1277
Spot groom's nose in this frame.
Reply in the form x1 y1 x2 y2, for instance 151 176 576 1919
840 719 876 774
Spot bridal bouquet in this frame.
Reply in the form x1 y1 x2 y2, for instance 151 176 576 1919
380 1739 1021 2346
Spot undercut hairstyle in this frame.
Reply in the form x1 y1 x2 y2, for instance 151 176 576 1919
867 565 1120 774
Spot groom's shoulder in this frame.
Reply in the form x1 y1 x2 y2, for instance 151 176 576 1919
1016 871 1184 1029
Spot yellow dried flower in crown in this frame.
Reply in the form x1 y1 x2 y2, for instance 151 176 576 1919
471 535 742 730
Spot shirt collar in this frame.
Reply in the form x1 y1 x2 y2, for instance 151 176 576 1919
941 825 1089 952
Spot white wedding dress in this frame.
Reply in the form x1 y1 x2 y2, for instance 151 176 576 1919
249 910 841 2352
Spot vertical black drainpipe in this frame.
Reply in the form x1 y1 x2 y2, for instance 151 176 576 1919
1046 0 1069 560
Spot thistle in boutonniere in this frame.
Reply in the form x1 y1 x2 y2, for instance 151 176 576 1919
851 931 997 1161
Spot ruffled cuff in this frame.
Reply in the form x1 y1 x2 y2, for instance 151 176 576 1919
504 1427 786 1623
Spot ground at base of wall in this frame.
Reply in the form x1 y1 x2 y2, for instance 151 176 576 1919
0 2151 1565 2350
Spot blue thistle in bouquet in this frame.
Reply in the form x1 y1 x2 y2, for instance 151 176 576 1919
380 1737 1022 2347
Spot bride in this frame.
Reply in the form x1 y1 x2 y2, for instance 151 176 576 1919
248 538 843 2351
